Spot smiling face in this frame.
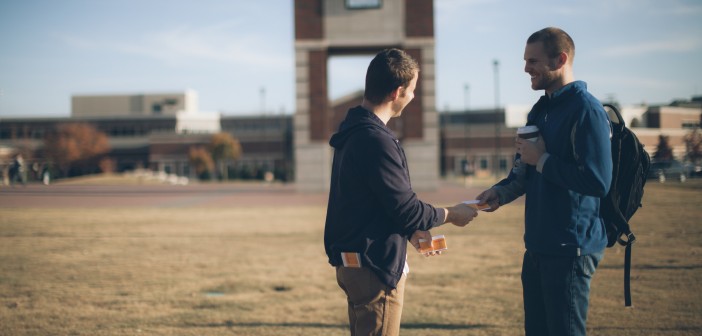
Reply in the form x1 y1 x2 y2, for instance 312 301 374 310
523 41 561 94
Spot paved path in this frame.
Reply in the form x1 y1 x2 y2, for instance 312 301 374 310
0 181 506 209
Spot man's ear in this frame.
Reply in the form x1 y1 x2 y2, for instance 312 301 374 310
555 52 568 69
389 86 402 101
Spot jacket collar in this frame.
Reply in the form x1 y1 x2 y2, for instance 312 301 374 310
548 80 586 101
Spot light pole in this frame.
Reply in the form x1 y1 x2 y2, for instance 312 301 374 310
464 84 470 111
463 83 470 177
493 59 500 178
260 87 270 178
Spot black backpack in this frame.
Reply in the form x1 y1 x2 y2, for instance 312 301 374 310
536 102 650 306
595 104 651 306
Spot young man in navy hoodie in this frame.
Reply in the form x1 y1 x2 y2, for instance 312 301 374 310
477 27 613 336
324 48 478 336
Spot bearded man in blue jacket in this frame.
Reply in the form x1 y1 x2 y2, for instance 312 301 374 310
477 27 613 336
324 48 478 336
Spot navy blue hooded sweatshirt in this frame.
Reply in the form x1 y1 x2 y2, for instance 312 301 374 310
324 106 445 288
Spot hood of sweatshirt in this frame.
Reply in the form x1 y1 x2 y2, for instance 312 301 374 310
329 106 394 149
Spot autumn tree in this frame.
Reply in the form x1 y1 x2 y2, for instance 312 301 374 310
209 132 242 180
653 134 674 161
684 127 702 164
43 123 111 177
188 146 215 180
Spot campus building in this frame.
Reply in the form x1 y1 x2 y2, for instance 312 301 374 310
439 97 702 178
0 91 293 183
1 90 700 184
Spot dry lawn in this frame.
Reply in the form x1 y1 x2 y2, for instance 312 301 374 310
1 182 701 335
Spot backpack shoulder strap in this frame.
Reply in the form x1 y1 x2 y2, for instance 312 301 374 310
603 104 636 307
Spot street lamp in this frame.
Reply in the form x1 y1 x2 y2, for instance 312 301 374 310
463 83 470 177
260 87 271 178
464 84 470 111
493 59 500 177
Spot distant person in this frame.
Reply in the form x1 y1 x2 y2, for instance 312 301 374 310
42 164 51 185
476 27 613 336
10 154 27 187
324 48 478 336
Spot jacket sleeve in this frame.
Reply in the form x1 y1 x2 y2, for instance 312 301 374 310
541 102 613 197
355 132 444 236
493 157 526 205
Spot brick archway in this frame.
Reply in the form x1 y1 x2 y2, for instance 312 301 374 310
294 0 438 191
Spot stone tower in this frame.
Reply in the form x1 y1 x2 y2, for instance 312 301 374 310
294 0 438 191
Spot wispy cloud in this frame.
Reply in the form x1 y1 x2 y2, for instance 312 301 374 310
665 2 702 15
598 37 701 57
55 22 290 69
589 74 676 90
435 0 499 29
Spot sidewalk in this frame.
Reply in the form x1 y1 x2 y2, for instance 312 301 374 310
0 178 511 209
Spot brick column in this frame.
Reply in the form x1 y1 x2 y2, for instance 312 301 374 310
295 0 323 40
308 49 329 141
403 48 424 140
405 0 434 37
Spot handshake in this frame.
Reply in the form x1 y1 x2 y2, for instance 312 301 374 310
409 199 491 256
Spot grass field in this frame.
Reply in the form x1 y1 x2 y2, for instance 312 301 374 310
1 180 701 335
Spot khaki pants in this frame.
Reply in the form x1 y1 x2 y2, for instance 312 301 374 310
336 267 406 336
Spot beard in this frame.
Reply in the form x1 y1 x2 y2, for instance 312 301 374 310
531 70 559 92
531 59 560 92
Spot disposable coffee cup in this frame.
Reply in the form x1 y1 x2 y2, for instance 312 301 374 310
418 235 448 254
517 125 539 142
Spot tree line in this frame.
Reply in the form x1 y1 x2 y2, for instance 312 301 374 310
9 122 702 182
17 123 244 181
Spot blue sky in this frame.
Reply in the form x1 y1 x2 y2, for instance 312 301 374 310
1 0 701 117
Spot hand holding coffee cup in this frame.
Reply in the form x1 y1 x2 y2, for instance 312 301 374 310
517 125 539 142
516 125 545 165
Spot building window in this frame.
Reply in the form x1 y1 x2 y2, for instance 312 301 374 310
682 120 700 129
31 129 45 139
346 0 381 9
479 157 488 170
499 158 508 171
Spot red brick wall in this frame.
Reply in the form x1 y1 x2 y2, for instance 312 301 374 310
405 0 434 37
295 0 323 40
308 49 329 141
296 0 435 141
402 48 424 139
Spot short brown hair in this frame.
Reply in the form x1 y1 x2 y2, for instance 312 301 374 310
364 48 419 104
527 27 575 63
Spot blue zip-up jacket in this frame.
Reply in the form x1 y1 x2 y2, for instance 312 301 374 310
496 81 612 256
324 106 445 288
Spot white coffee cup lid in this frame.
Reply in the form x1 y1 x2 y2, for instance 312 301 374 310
517 125 539 134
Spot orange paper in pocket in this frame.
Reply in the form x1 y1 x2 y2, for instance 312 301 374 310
341 252 362 268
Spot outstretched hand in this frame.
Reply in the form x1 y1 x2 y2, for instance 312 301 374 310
476 188 501 212
445 203 478 227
